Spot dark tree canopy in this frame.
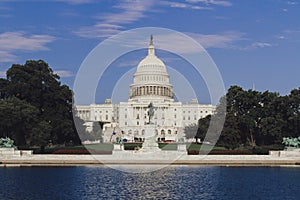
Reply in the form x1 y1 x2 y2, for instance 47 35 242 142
0 60 82 148
193 85 300 149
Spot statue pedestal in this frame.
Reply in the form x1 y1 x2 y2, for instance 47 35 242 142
139 125 161 153
177 144 186 152
113 144 124 151
0 148 33 157
0 148 18 156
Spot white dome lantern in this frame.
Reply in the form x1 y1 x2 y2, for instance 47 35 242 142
129 35 174 101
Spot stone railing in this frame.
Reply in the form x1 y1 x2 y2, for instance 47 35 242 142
0 148 33 157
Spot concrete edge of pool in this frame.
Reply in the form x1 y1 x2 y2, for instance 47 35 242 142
1 154 300 167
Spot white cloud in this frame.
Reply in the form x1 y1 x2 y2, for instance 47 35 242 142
118 60 140 68
251 42 273 48
112 31 244 54
167 2 189 8
55 0 95 4
0 50 17 63
74 0 232 38
287 1 298 5
187 31 244 49
240 42 275 50
186 0 232 7
74 24 122 38
0 32 55 62
55 70 74 77
276 35 285 39
284 29 300 34
107 0 153 24
191 5 213 9
0 32 55 51
162 1 212 10
74 0 155 38
2 0 95 4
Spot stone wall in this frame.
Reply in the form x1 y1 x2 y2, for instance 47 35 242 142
269 148 300 157
0 148 33 157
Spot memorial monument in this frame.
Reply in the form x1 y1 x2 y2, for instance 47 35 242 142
269 137 300 157
139 102 161 153
0 137 33 157
0 137 17 149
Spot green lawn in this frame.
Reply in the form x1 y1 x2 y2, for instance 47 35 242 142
186 144 226 151
29 143 283 154
84 143 114 151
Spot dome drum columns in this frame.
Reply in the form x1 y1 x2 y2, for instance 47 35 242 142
130 85 173 99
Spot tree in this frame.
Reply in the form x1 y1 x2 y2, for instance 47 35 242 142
184 123 198 140
0 97 39 146
218 114 241 150
259 117 283 145
0 60 83 147
196 115 211 143
285 88 300 138
0 78 9 99
28 121 52 151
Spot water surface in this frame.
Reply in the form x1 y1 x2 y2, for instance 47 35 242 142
1 166 299 199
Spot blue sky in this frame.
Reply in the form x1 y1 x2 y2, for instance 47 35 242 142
0 0 299 104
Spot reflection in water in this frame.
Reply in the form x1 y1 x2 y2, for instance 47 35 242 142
77 166 220 199
0 166 300 199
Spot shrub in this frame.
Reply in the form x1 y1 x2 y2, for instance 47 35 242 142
187 150 253 155
52 149 112 155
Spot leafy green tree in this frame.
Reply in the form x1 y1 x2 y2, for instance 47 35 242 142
196 115 211 142
0 78 9 99
217 113 241 149
285 88 300 138
28 121 52 151
259 117 283 145
0 97 39 146
1 60 82 147
210 85 300 148
184 123 198 140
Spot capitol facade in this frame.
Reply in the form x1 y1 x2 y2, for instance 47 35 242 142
76 36 215 142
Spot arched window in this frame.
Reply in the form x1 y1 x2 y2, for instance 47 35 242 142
134 130 139 135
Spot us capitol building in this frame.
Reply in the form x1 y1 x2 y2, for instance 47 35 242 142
76 36 215 142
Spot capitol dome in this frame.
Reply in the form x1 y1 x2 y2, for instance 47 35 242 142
129 35 174 100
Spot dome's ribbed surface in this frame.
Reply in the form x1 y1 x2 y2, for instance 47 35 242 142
129 36 173 100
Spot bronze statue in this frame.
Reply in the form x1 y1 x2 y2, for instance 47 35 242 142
282 137 300 149
146 102 155 124
0 137 17 149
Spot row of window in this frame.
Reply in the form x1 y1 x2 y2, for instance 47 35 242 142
94 115 110 121
124 121 178 126
183 110 210 114
124 129 177 135
95 110 110 113
93 109 210 114
139 75 166 82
